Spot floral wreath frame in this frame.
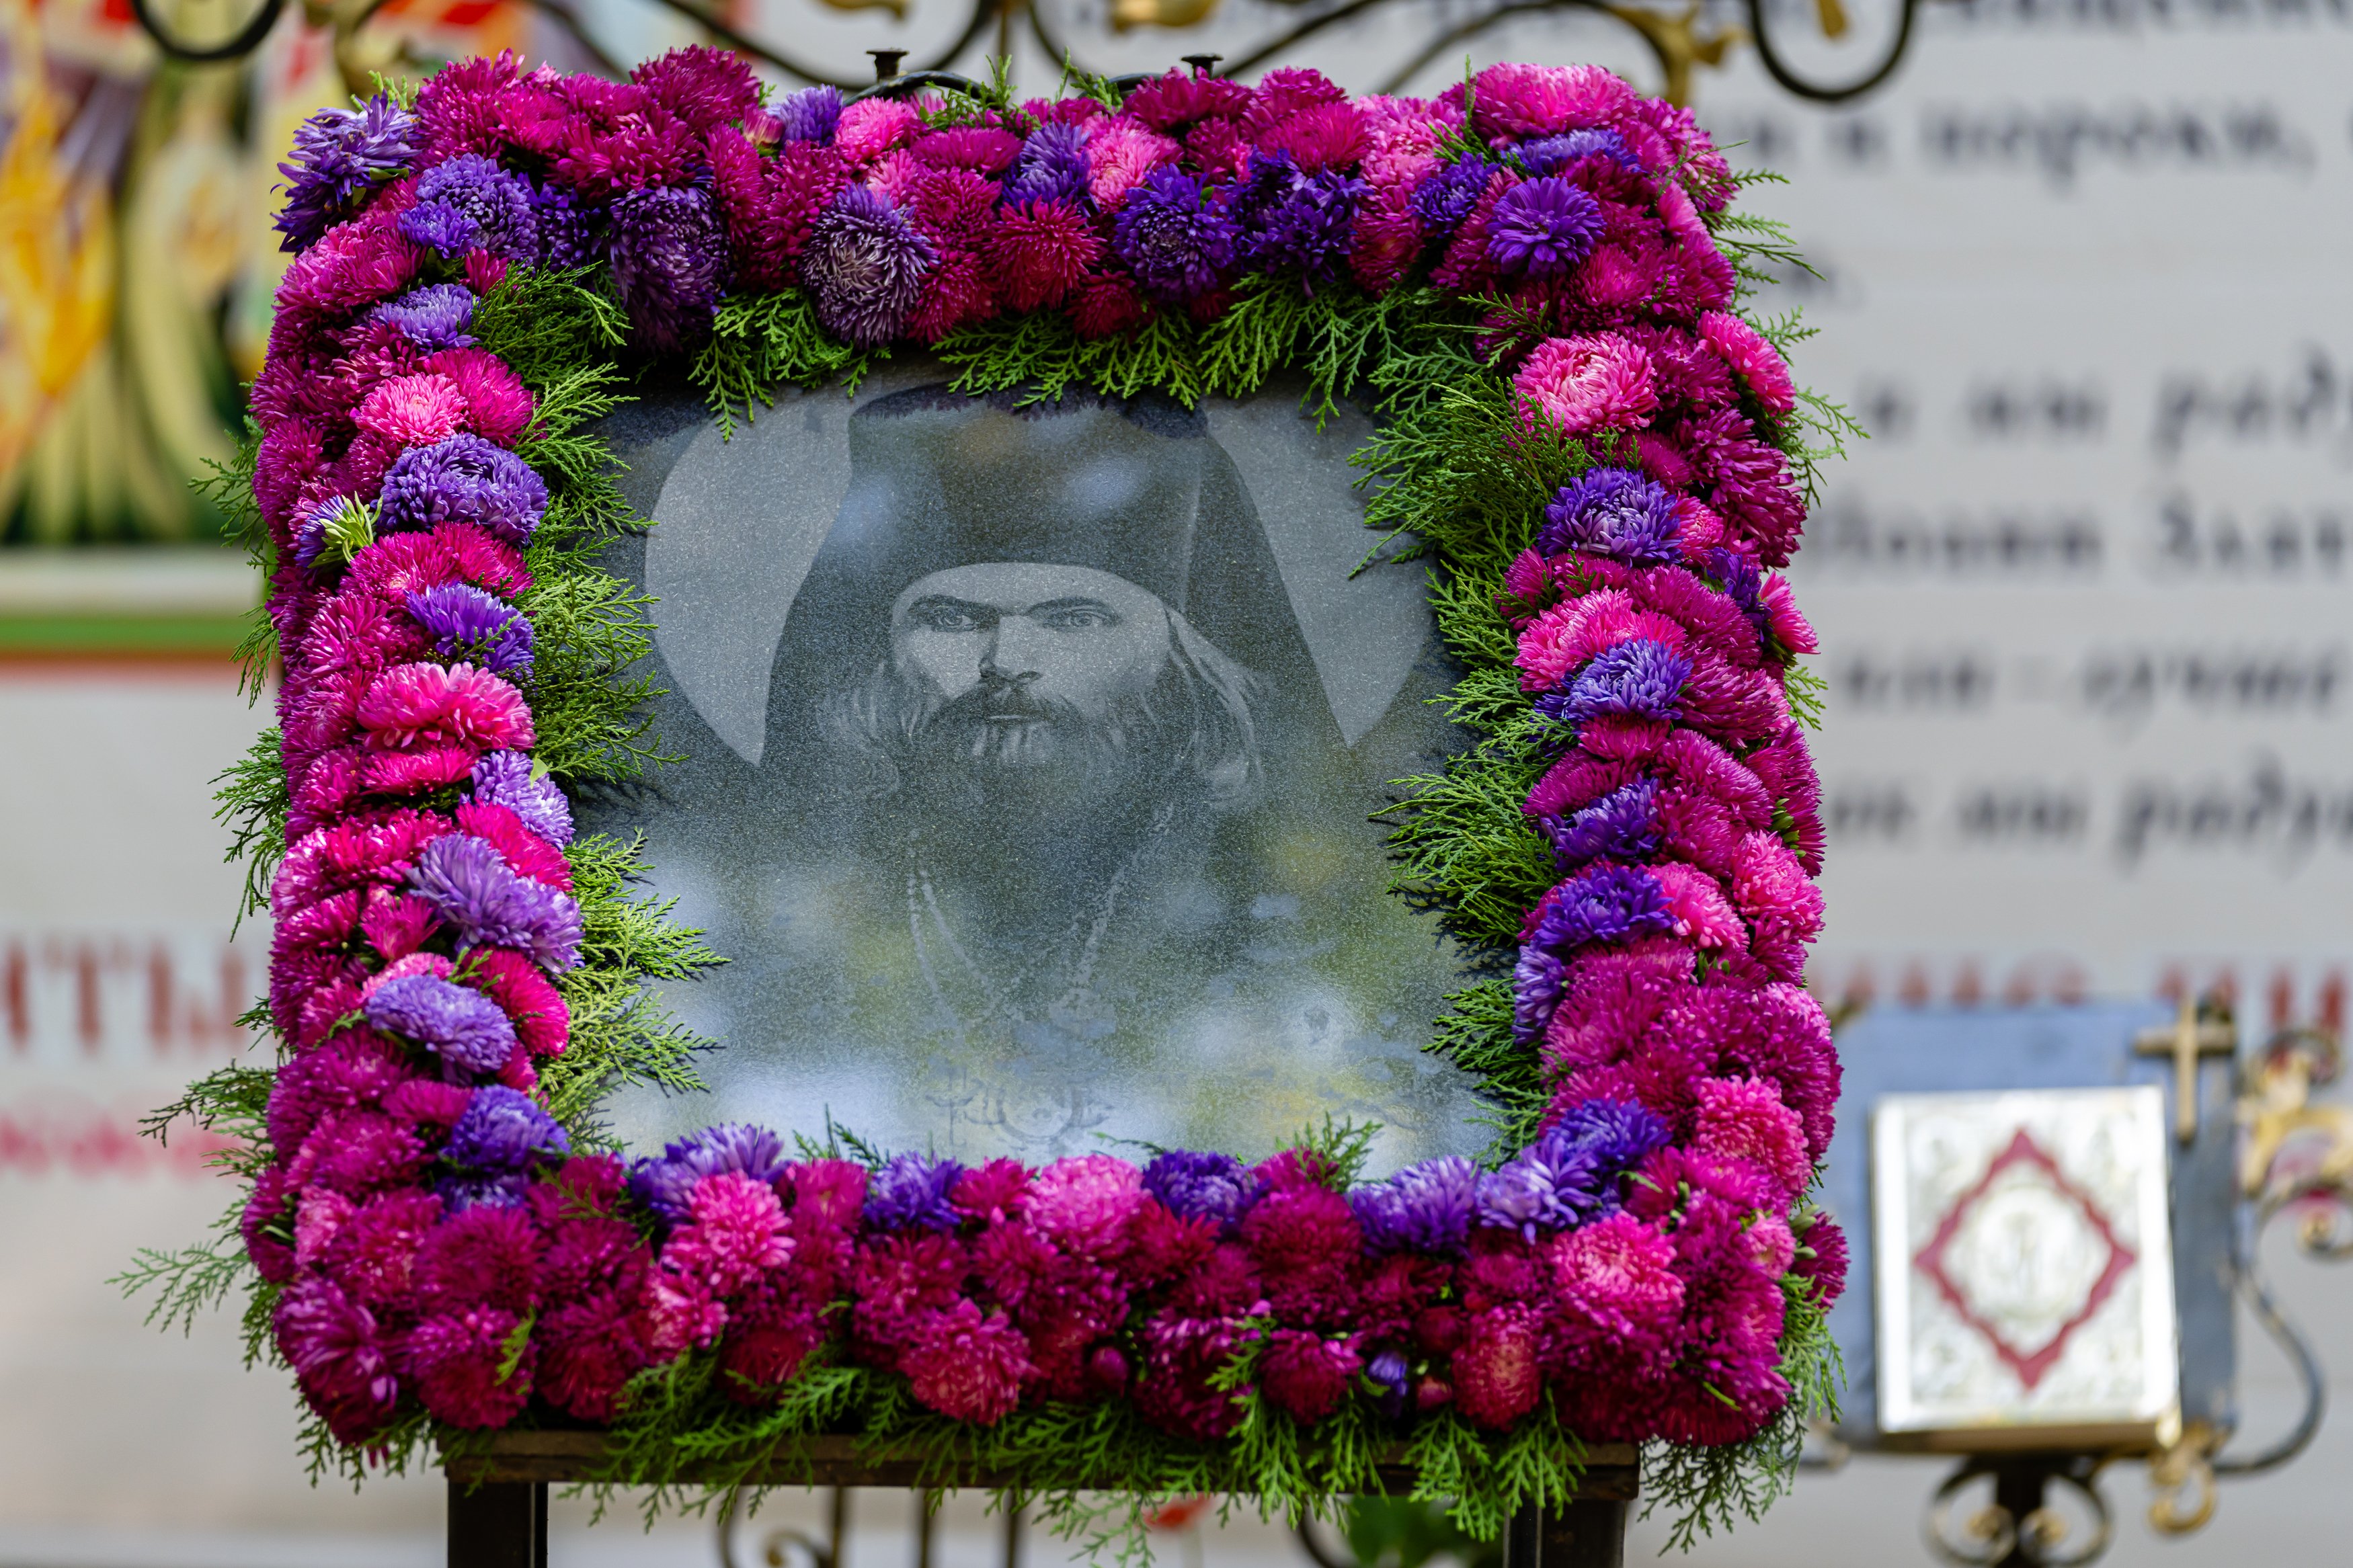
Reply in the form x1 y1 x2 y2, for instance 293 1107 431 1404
141 48 1856 1551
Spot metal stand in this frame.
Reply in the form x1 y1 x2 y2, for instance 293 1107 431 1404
448 1479 547 1568
450 1433 1637 1568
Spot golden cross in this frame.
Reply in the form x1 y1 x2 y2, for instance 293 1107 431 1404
2135 999 2237 1144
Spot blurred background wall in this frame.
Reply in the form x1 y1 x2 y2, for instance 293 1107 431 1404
1 2 2346 1564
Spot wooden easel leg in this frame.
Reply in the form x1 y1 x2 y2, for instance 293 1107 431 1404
1540 1499 1628 1568
1502 1501 1542 1568
448 1478 547 1568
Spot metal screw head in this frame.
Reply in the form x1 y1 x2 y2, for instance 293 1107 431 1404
1181 53 1222 77
869 48 907 81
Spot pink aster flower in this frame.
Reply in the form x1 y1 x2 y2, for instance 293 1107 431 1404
1470 63 1634 141
1792 1212 1848 1307
643 1269 728 1356
1759 573 1817 655
1134 1315 1250 1440
453 800 571 892
903 1299 1033 1424
1699 311 1796 415
986 200 1103 313
462 946 570 1057
356 661 534 752
353 373 469 448
1451 1305 1542 1429
834 97 923 165
1691 1075 1812 1203
951 1158 1034 1224
1731 830 1823 948
1028 1153 1146 1260
422 347 534 446
1546 1210 1685 1342
660 1170 793 1298
1086 122 1183 210
1648 862 1747 951
412 1202 542 1315
1516 333 1658 436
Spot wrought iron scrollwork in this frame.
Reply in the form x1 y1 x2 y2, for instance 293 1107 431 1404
125 0 1918 108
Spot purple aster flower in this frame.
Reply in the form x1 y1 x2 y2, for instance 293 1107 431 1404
364 973 516 1077
437 1171 531 1213
628 1124 789 1223
1539 638 1691 728
1548 1096 1672 1173
1474 1153 1580 1240
864 1151 966 1232
1394 1155 1482 1252
368 284 478 351
406 583 533 677
376 433 548 546
399 153 539 261
1540 467 1683 564
1527 864 1674 954
530 181 602 271
290 497 343 571
1512 946 1566 1042
468 751 574 848
773 84 843 145
1142 1150 1255 1228
275 94 417 251
1001 123 1092 208
1409 155 1492 235
1546 777 1662 870
1111 167 1237 303
1708 546 1773 646
445 1085 570 1171
608 184 729 353
1366 1347 1410 1417
407 834 584 973
799 185 933 349
1349 1183 1410 1252
1517 128 1639 177
1486 177 1603 280
1233 153 1362 286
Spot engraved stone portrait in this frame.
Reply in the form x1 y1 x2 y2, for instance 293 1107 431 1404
586 366 1484 1164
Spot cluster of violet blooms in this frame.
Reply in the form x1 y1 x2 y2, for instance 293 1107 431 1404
247 48 1845 1450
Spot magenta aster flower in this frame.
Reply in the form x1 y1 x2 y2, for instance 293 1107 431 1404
1111 167 1236 303
1792 1212 1847 1307
1121 70 1252 134
987 200 1102 312
1470 62 1634 140
799 185 933 349
660 1171 791 1296
630 44 759 134
404 1306 534 1428
1486 177 1603 280
1133 1315 1249 1440
1700 310 1798 415
275 95 417 252
609 184 728 352
364 972 516 1075
902 1299 1032 1423
276 1276 401 1442
354 373 470 448
1259 1329 1362 1424
1452 1305 1542 1429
